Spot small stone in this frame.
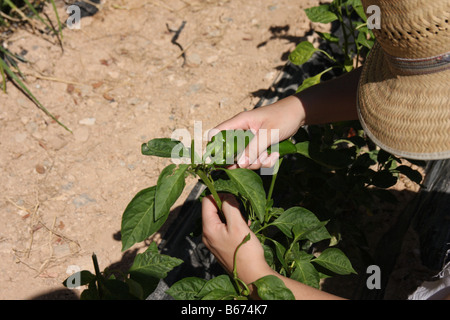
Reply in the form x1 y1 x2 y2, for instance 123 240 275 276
206 55 219 64
66 84 75 93
186 53 202 67
92 81 103 89
264 71 277 81
79 117 96 125
108 71 120 79
35 164 46 174
187 83 202 95
103 92 115 101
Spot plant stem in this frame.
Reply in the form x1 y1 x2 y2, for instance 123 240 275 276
196 168 224 220
92 253 103 299
336 3 349 58
233 233 251 296
267 158 282 204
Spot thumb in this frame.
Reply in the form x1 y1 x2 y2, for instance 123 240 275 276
201 195 223 228
220 195 249 231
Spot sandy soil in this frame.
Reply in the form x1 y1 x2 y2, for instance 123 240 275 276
0 0 326 299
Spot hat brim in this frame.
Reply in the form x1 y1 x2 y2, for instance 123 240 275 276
357 42 450 160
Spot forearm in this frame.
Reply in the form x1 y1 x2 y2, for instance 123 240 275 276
276 274 345 300
293 67 361 126
244 267 344 300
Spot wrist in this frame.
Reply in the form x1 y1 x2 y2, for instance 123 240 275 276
236 262 277 286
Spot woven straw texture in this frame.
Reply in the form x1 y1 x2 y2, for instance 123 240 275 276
358 42 450 160
362 0 450 58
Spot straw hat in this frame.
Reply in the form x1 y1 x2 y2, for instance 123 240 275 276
357 0 450 160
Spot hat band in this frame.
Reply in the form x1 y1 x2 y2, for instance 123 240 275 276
386 51 450 75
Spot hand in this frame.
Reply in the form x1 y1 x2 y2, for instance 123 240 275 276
202 194 343 300
207 95 305 170
201 194 275 285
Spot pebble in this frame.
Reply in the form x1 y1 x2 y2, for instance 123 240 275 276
264 71 277 81
187 53 202 67
206 55 219 64
79 117 96 125
187 83 202 95
108 71 120 79
35 164 46 174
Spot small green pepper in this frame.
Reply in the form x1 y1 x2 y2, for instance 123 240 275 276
204 130 297 165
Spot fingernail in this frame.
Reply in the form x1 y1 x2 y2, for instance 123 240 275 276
237 155 249 167
263 152 279 167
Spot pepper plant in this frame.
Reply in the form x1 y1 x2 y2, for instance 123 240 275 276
122 131 356 300
63 0 423 299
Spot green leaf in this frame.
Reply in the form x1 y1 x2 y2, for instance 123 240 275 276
126 278 144 300
356 28 374 49
396 165 423 184
295 67 332 93
348 0 367 21
288 41 318 66
253 275 295 300
291 260 320 289
223 168 266 222
128 244 183 298
198 275 237 300
262 244 274 266
304 4 338 24
80 283 100 300
272 207 331 243
155 164 189 221
295 141 310 158
344 57 354 72
166 277 208 300
0 52 71 132
62 270 96 288
201 289 237 300
371 170 397 188
211 177 240 197
141 138 189 158
267 238 288 270
312 248 356 275
121 186 167 251
316 31 340 43
377 148 391 165
101 278 138 300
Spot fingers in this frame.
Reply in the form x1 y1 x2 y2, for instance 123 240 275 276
236 131 280 170
220 195 247 229
201 194 222 228
202 194 247 229
207 112 254 141
246 151 280 170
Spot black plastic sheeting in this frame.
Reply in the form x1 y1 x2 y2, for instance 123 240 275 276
357 159 450 300
413 160 450 271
